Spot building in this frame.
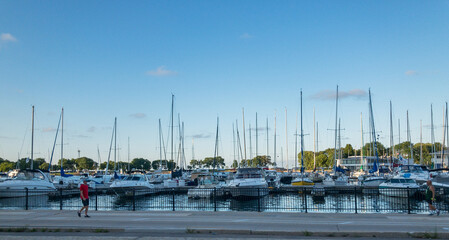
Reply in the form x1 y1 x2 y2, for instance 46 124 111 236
338 156 392 171
431 150 449 168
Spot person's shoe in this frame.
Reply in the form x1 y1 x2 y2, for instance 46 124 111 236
437 210 440 216
77 211 81 217
84 215 90 218
429 212 434 216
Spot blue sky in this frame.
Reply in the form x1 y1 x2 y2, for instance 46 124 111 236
1 1 449 169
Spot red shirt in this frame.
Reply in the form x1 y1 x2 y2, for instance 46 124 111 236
80 184 89 199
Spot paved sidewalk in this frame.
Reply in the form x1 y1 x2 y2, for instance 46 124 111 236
0 210 448 238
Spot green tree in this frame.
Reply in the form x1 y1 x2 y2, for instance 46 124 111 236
0 161 15 172
231 160 239 168
130 158 151 171
99 161 115 171
167 160 176 171
190 159 201 168
250 155 272 167
201 156 225 168
343 144 355 158
39 162 50 171
298 151 314 170
74 157 96 170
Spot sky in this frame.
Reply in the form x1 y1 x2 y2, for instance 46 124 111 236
1 1 449 169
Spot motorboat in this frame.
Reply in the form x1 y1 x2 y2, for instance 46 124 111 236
187 174 225 199
227 168 269 198
110 171 157 196
379 177 420 197
52 175 81 189
360 175 387 187
291 174 314 186
265 170 281 188
394 165 429 185
0 169 56 197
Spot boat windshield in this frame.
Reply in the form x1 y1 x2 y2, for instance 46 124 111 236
236 173 263 179
14 171 45 181
390 179 401 183
400 179 415 184
124 175 143 181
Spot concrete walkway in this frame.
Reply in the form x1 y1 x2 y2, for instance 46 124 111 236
0 210 448 239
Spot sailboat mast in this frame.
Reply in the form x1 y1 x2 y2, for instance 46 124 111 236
61 108 64 163
249 123 252 160
300 90 304 173
31 105 34 170
171 94 174 162
266 118 269 159
407 110 413 164
159 119 162 170
295 111 298 171
97 145 101 171
242 108 247 161
285 107 288 171
446 102 449 168
420 120 423 165
105 118 115 174
213 117 219 172
274 112 277 167
368 89 379 172
390 101 394 166
114 117 117 170
334 86 338 173
256 112 258 157
361 112 364 170
128 137 130 171
313 107 316 170
441 107 446 167
431 104 435 168
232 123 236 165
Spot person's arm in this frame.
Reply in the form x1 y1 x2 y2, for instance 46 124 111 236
80 187 85 200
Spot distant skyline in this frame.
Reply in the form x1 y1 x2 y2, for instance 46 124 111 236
1 1 449 169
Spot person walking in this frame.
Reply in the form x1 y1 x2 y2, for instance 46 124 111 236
78 179 90 218
426 180 440 216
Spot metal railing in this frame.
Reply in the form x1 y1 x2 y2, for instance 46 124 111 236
0 186 447 214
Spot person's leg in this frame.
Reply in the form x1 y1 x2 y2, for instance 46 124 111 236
85 206 89 216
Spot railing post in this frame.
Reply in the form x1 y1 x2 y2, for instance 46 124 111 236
407 187 411 214
354 186 357 214
214 188 217 212
257 188 261 212
172 188 175 211
132 189 136 211
25 188 29 210
59 188 63 210
95 188 98 211
303 187 308 213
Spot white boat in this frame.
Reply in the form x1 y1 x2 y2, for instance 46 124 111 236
187 175 225 199
394 165 430 185
361 175 387 187
52 175 81 189
379 177 420 197
110 172 157 196
323 174 349 186
227 168 269 198
0 169 56 198
265 170 281 188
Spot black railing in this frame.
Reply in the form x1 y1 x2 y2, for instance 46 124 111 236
0 186 447 214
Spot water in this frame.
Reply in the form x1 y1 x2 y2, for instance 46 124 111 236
0 190 442 214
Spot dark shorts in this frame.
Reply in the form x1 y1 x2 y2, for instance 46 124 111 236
426 198 433 205
82 198 89 207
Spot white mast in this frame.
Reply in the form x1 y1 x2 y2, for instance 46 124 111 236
31 105 35 170
431 104 435 168
285 107 288 171
361 112 364 171
313 107 316 170
420 120 423 165
274 111 277 167
295 111 298 171
256 112 258 157
242 108 247 161
334 85 338 173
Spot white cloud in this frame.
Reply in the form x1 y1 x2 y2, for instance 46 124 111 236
311 89 367 100
130 113 146 119
1 33 16 42
240 33 253 39
146 66 177 77
42 127 56 133
191 133 212 139
405 70 418 76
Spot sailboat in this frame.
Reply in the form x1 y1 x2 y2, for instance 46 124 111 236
188 117 226 198
50 108 82 189
361 92 387 187
0 106 56 197
291 90 314 186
